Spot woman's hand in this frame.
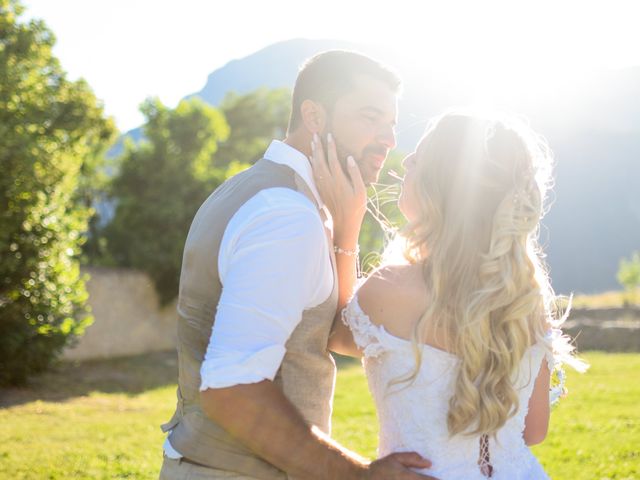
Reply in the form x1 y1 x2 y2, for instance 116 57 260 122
310 133 367 245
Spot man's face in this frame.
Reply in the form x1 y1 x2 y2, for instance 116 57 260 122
324 75 398 185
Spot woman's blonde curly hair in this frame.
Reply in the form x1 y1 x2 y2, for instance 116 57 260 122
392 110 586 437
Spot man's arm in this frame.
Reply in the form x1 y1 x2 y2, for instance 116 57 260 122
201 381 367 479
201 381 434 480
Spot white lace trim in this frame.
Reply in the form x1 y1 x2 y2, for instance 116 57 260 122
341 298 389 358
342 296 460 362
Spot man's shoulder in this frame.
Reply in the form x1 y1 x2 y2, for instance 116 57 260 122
200 159 307 210
225 158 297 187
224 186 322 239
253 186 318 213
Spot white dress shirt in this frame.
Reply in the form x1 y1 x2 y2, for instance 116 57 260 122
164 140 334 459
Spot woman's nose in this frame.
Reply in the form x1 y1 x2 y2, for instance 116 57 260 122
402 153 415 170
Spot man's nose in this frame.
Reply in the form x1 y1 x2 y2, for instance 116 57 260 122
377 124 397 150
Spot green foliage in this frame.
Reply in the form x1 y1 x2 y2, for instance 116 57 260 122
617 251 640 305
0 0 115 385
217 87 291 168
94 88 293 303
103 98 230 303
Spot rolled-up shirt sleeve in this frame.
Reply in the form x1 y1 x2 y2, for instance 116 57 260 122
199 188 332 390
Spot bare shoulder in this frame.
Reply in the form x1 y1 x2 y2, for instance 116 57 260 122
357 263 428 337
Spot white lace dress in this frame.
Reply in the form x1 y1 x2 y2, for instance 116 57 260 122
342 296 554 480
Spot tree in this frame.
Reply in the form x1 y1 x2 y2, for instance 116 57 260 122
215 87 291 170
0 0 115 385
94 89 292 303
103 98 229 303
617 251 640 305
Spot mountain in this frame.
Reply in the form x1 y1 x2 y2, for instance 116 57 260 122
186 39 363 105
111 38 640 294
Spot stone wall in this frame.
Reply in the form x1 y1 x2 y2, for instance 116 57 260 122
564 307 640 353
63 267 178 361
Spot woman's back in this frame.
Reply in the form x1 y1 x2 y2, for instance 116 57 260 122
355 264 438 344
343 265 552 479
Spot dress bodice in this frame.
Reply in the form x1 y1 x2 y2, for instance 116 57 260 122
342 296 553 479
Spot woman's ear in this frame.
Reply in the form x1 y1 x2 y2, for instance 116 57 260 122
300 99 327 134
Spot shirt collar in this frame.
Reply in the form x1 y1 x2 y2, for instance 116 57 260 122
263 140 325 209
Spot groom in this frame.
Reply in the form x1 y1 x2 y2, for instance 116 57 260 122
160 50 434 480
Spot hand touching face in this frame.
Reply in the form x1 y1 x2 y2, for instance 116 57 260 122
326 74 398 185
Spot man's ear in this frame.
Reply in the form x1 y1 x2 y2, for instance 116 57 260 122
300 100 327 134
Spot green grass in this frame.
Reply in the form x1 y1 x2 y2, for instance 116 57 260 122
530 352 640 479
0 352 638 479
0 353 178 479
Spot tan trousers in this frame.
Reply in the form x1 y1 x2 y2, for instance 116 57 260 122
159 456 261 480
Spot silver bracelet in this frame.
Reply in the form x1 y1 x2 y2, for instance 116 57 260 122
333 244 360 257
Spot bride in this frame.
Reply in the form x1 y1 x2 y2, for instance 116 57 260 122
311 110 587 479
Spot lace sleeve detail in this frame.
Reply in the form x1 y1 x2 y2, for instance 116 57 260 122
341 297 389 359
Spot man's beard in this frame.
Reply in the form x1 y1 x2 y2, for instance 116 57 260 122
322 122 388 185
331 137 377 185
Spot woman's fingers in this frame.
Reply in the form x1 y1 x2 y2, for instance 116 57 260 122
326 133 345 182
346 155 366 198
310 133 330 183
312 132 362 202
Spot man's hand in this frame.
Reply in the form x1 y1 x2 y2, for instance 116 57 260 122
368 452 438 480
201 380 438 480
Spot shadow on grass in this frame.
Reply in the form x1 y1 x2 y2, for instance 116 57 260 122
0 350 179 408
0 350 361 409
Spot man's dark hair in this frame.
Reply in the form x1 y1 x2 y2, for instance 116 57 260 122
287 50 401 133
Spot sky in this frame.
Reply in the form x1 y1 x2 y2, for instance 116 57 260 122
20 0 640 132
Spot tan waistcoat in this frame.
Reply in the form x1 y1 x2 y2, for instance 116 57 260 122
162 159 338 479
